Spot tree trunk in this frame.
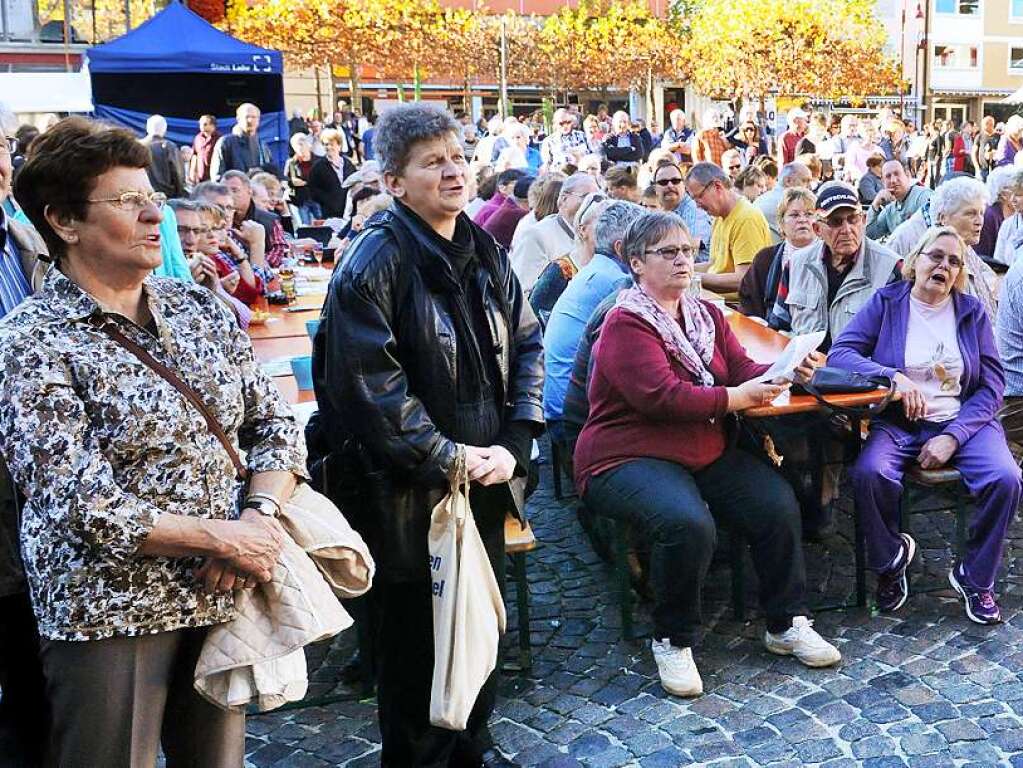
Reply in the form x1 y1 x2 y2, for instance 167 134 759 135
413 63 423 102
349 57 361 113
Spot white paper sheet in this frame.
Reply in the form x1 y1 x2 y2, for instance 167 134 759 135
748 331 826 384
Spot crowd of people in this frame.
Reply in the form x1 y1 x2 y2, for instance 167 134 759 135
1 94 1023 767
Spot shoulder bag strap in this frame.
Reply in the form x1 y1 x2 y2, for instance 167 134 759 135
801 374 896 420
87 315 249 481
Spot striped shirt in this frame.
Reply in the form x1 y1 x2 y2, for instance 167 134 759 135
0 212 31 318
997 257 1023 397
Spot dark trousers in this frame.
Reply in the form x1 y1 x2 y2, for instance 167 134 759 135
0 590 48 768
376 485 507 768
40 627 245 768
851 420 1021 590
584 449 808 647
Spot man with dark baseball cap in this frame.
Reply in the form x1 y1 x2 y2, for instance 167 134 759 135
771 181 902 349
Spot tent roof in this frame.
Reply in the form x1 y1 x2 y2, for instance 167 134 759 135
87 2 282 75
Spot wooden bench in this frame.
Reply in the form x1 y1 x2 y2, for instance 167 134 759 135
505 513 538 674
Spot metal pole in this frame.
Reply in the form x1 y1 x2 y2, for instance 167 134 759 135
499 16 509 118
1 0 9 43
921 0 931 123
62 0 72 71
899 0 906 117
125 0 131 32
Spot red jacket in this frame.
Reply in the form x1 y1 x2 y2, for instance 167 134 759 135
573 303 767 494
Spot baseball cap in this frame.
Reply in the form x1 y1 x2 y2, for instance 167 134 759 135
788 107 809 123
815 184 861 216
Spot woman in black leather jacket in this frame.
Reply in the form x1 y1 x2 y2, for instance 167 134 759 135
313 103 543 768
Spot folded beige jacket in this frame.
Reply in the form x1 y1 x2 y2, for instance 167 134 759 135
194 483 375 712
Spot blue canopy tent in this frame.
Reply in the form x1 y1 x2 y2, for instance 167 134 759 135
87 2 288 170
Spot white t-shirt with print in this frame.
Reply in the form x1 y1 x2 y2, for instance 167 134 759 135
904 293 963 422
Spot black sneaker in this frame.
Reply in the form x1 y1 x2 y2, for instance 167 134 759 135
875 533 916 612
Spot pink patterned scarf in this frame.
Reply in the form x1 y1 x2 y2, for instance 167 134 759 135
615 286 717 386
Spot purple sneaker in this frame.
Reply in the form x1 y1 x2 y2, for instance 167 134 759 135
876 533 917 612
949 564 1001 625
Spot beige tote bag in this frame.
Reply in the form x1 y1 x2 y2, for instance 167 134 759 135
428 451 507 730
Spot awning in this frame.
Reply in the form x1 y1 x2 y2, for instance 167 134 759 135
931 87 1014 97
0 70 93 113
1003 86 1023 104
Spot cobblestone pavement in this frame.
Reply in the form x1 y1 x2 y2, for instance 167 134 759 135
244 452 1023 767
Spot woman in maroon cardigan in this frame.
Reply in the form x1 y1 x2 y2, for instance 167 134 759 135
574 211 841 698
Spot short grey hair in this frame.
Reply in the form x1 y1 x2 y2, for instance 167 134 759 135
931 176 989 219
290 132 310 152
621 210 691 280
687 161 728 188
595 201 645 257
779 162 812 188
167 198 197 213
146 114 167 137
558 172 598 205
192 181 231 200
222 169 251 188
987 165 1017 199
375 103 461 176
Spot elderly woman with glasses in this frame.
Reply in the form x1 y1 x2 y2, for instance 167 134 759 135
528 191 608 326
830 225 1020 625
739 187 818 321
575 210 840 699
0 118 306 766
888 176 999 322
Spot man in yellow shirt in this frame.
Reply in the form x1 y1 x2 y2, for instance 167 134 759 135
685 161 772 295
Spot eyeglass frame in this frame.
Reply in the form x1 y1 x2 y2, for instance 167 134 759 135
76 190 168 211
817 209 865 228
920 249 963 269
643 244 695 261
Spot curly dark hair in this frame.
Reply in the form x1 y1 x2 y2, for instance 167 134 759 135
13 117 151 261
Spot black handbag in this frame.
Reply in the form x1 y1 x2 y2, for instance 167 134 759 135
800 367 896 418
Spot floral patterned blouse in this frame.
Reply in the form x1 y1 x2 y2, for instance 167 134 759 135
0 268 307 641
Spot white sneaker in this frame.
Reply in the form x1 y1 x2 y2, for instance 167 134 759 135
764 616 842 668
651 638 703 697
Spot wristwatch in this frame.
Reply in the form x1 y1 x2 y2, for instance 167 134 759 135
244 498 280 518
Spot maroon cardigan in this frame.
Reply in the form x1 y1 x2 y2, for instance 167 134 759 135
573 302 768 494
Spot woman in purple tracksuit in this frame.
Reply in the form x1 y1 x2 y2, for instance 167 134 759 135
829 225 1021 625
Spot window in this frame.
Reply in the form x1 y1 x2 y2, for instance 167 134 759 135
1014 0 1023 19
934 44 979 68
1012 46 1023 72
936 0 979 13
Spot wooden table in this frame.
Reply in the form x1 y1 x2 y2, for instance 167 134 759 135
725 310 893 418
249 277 328 404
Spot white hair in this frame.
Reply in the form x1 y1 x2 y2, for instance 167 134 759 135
290 132 310 152
931 176 989 219
146 114 168 137
987 165 1017 201
669 109 685 123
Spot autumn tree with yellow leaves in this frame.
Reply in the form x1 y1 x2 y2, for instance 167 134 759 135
685 0 901 102
532 0 681 92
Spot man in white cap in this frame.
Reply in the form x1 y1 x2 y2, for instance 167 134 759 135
779 107 810 165
692 108 731 167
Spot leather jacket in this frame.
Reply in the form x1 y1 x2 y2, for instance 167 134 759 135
312 202 544 581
